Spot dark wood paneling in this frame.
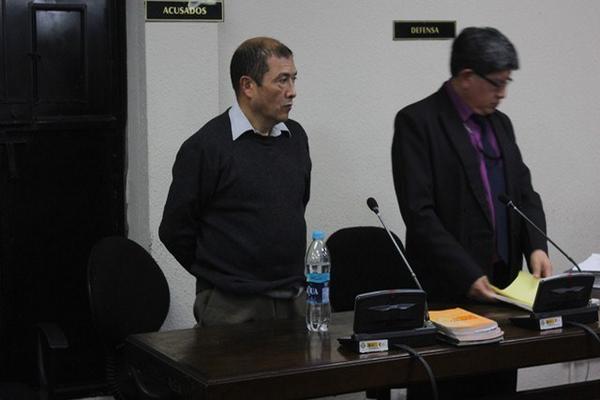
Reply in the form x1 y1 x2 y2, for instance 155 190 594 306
0 0 126 394
32 4 87 104
0 1 5 101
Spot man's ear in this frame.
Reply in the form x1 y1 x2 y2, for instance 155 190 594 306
239 76 255 99
456 69 475 88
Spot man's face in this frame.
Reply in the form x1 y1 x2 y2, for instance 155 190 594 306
464 69 512 115
250 55 297 130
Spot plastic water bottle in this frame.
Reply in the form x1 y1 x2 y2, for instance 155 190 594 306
305 230 331 332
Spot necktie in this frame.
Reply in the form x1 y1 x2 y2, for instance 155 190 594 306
472 114 509 264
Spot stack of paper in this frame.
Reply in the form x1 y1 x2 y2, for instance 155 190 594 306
576 254 600 289
428 308 503 346
491 270 540 311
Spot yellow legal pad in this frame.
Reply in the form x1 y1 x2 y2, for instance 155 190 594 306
491 270 540 310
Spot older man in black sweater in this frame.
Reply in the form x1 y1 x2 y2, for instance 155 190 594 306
160 37 311 326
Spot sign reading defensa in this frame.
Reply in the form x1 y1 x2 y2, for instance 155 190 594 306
394 21 455 40
146 1 224 22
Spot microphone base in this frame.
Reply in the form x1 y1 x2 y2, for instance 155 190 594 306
510 304 599 331
338 321 438 353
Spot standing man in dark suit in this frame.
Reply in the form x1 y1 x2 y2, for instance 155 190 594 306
392 27 552 303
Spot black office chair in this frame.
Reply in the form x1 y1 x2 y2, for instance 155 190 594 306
327 226 417 400
0 322 69 400
87 236 171 399
327 226 417 312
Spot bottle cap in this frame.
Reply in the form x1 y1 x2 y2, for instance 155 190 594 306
312 230 325 240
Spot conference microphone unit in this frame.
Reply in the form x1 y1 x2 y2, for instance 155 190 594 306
338 198 437 352
497 194 597 330
497 194 581 272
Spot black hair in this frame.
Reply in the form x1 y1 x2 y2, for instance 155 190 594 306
230 37 293 95
451 27 519 76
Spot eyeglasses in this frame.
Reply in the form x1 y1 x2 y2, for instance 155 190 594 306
474 71 512 90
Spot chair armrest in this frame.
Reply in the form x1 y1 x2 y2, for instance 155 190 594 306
36 322 69 393
37 322 69 350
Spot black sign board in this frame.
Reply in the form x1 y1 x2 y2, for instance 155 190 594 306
146 1 224 22
394 21 455 40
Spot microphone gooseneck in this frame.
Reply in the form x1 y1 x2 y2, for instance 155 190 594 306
366 197 429 320
498 194 581 272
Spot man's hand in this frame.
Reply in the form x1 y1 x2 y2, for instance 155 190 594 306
530 249 552 278
467 276 497 302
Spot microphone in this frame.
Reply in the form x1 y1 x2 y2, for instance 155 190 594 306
366 197 379 214
366 197 429 322
339 196 439 349
497 194 581 272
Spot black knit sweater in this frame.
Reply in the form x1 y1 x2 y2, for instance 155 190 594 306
159 110 311 294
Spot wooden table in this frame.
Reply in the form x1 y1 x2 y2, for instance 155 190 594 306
125 303 600 399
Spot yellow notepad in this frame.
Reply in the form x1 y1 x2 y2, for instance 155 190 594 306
491 270 540 311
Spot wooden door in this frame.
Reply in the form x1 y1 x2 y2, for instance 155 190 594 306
0 0 125 394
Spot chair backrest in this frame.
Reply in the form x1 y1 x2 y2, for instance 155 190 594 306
326 226 417 312
87 237 170 347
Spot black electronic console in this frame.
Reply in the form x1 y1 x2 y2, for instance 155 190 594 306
338 289 437 353
509 273 598 330
531 273 595 313
354 289 427 332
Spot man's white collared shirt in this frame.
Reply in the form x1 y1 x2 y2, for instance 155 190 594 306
228 100 290 140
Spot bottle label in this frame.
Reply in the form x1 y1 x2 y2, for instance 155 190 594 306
307 273 330 305
306 272 330 283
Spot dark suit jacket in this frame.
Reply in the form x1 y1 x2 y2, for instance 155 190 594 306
392 85 548 300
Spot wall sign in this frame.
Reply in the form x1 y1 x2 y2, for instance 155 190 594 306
393 21 455 40
146 1 224 22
